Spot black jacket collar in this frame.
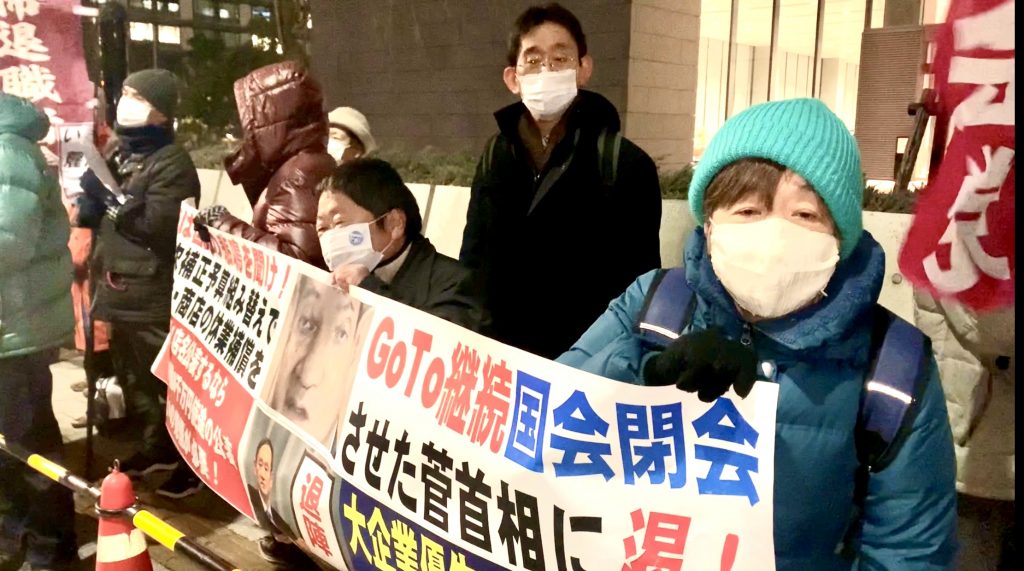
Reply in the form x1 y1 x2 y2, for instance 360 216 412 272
494 89 622 143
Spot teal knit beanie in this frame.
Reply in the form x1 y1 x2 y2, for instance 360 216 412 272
689 98 863 259
124 68 180 120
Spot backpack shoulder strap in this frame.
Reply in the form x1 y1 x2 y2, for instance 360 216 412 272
858 305 931 471
837 305 931 558
634 267 696 349
481 133 500 178
596 128 622 188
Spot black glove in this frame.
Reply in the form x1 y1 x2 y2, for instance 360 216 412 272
80 169 119 209
74 194 106 229
195 205 228 226
643 327 758 402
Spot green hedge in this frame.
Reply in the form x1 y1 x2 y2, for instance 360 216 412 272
862 184 919 214
374 147 479 187
186 140 917 214
660 166 693 200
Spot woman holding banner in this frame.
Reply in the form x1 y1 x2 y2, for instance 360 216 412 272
558 99 957 570
193 61 342 569
195 60 335 270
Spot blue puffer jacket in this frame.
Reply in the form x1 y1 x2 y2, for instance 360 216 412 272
557 228 957 571
0 94 73 359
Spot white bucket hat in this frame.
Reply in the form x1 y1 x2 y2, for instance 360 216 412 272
327 106 377 155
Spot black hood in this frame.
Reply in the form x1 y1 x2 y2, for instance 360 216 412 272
494 89 622 140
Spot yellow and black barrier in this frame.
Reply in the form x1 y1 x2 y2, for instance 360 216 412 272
0 433 242 571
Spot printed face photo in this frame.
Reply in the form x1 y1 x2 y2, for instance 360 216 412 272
239 408 302 539
261 274 368 448
255 440 273 500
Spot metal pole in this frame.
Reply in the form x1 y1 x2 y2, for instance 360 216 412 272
98 2 129 126
812 0 825 97
81 266 97 480
151 22 159 67
767 0 780 100
0 438 242 571
894 89 935 194
724 0 739 119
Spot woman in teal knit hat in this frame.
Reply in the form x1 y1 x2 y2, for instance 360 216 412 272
557 98 957 570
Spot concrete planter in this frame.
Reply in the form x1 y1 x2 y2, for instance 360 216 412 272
197 169 915 322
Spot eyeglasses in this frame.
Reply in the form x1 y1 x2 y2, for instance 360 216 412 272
517 54 578 74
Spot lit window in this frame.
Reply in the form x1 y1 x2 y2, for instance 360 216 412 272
158 26 181 44
252 6 271 19
142 0 152 9
129 22 154 42
195 0 215 17
219 7 229 18
251 33 273 51
167 2 180 12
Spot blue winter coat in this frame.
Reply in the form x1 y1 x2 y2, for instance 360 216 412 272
557 228 957 571
0 94 73 359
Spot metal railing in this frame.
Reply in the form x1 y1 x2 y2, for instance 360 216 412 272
0 433 241 571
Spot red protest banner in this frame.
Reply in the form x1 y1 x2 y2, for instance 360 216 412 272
897 0 1015 311
1 0 95 192
162 323 256 519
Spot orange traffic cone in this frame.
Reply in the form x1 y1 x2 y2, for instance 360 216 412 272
95 464 153 571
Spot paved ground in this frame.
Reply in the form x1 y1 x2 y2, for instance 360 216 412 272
33 349 282 571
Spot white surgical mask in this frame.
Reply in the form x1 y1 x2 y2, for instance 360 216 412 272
116 96 152 127
518 68 578 121
709 218 840 319
319 216 386 271
327 138 349 163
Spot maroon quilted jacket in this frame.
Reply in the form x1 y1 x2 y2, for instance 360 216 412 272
215 60 334 269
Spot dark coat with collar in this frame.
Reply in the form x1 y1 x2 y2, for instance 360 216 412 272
460 90 662 359
362 235 490 334
91 139 200 323
246 484 294 538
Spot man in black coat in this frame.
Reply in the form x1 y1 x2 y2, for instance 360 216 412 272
316 158 490 334
460 3 662 359
76 69 202 498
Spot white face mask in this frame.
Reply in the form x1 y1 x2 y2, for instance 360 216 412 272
517 68 578 121
327 138 349 163
319 216 387 272
116 96 153 127
709 218 840 319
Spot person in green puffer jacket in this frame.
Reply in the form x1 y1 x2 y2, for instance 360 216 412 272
0 93 79 570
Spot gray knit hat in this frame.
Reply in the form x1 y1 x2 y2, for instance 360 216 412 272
124 68 181 120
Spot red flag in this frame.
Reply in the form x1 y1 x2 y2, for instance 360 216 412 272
1 0 96 196
898 0 1015 311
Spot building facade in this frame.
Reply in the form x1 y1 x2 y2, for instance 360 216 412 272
311 0 949 180
85 0 279 75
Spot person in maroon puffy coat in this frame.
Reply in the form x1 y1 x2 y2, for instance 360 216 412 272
194 61 332 568
196 60 334 270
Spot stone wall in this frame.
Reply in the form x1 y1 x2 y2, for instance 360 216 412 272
854 25 926 180
309 0 634 155
625 0 700 170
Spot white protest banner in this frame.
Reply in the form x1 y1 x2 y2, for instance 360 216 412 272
155 206 779 571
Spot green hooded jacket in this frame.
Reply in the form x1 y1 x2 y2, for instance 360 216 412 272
0 93 73 358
